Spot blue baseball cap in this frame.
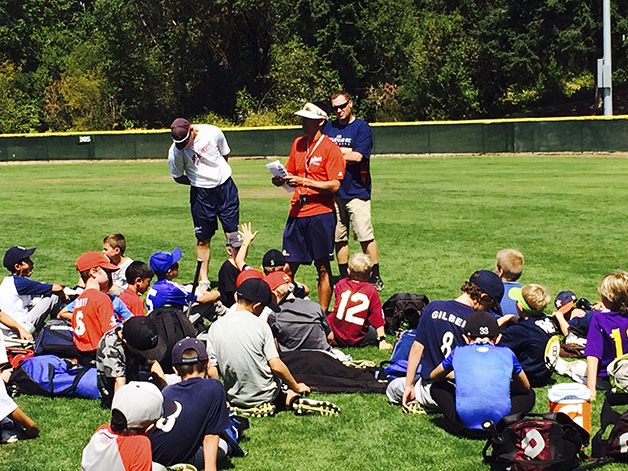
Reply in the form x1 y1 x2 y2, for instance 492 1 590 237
3 246 36 272
149 248 182 275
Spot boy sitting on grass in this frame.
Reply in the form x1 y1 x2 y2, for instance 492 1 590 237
207 278 339 417
387 269 505 411
262 249 309 299
0 245 67 336
151 338 231 471
146 248 220 313
499 283 560 386
217 223 257 308
327 253 392 350
118 261 154 317
82 381 170 471
495 248 524 318
102 234 134 295
430 311 534 438
72 252 119 366
585 271 628 399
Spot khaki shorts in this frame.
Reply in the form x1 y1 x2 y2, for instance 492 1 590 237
334 197 374 243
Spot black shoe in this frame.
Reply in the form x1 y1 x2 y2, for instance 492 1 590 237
370 276 384 291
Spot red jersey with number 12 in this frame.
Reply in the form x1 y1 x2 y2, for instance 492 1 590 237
72 289 117 352
327 278 385 346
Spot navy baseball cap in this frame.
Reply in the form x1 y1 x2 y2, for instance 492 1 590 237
262 249 286 268
172 337 208 365
465 311 500 338
469 270 504 315
3 246 36 272
236 278 280 312
149 248 182 275
554 290 577 313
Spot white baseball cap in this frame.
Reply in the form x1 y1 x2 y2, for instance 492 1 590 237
111 382 164 429
294 102 328 120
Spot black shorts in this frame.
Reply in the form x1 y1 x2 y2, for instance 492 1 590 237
190 178 240 241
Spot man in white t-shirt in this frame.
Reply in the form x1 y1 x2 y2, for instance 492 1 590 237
168 118 240 285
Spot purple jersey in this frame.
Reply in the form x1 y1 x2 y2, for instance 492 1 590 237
414 299 474 381
584 310 628 378
323 118 373 200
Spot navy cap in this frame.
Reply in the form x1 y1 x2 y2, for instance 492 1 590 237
236 278 280 312
172 337 208 365
554 290 577 312
149 248 182 275
3 246 36 272
469 270 504 315
465 311 501 338
262 249 286 268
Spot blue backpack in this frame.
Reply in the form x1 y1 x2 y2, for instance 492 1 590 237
9 354 100 399
381 329 422 378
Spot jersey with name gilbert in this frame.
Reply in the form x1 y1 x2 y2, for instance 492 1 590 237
414 299 474 382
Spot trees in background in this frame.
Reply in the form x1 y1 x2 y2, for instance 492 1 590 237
0 0 625 132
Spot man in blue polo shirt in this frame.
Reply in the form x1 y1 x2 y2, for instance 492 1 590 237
323 91 383 290
0 246 66 335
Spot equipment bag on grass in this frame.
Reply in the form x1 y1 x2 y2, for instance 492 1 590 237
380 329 421 378
9 354 100 399
482 411 589 470
148 306 197 374
591 392 628 463
382 293 429 335
34 319 79 359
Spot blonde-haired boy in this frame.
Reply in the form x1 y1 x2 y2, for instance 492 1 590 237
495 249 525 317
327 253 392 350
499 283 559 386
585 271 628 399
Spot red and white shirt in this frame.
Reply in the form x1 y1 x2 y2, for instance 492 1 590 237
327 278 385 346
81 424 153 471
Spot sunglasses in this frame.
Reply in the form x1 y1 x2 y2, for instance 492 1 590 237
332 100 350 111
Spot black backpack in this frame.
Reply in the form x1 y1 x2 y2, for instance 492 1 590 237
148 306 197 374
382 293 429 335
34 319 79 359
482 412 589 470
591 393 628 463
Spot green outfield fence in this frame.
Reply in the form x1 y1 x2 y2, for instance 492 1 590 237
1 116 628 162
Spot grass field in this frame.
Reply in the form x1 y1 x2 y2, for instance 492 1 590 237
0 155 627 470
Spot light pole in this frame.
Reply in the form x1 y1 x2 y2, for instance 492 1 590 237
597 0 612 116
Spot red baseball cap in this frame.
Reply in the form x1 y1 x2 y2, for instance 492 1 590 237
236 269 264 287
264 270 292 291
76 251 118 272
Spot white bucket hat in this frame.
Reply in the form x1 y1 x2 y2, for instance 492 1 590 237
294 102 328 120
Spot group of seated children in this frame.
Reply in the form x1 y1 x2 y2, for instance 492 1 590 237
1 232 627 468
387 248 628 439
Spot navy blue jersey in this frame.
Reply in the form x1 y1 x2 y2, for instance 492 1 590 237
500 315 558 386
151 376 231 466
443 342 521 430
323 118 373 200
414 300 474 381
